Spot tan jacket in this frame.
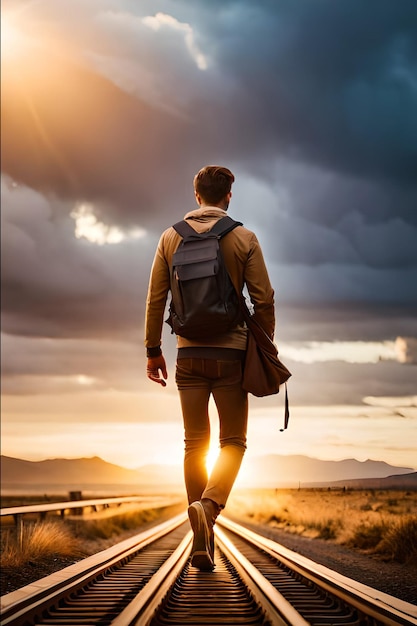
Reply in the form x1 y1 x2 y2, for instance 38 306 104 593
145 207 275 351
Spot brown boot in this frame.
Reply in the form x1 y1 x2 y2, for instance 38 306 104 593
188 498 219 571
201 498 220 562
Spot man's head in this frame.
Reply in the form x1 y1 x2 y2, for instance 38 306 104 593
193 165 235 209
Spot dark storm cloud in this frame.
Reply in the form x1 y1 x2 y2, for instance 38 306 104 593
2 329 416 404
273 359 417 406
1 44 193 230
0 182 158 338
276 305 417 343
0 333 145 394
1 0 417 340
199 0 417 190
231 166 417 305
2 0 417 229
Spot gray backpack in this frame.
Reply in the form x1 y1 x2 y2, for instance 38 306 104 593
166 216 243 339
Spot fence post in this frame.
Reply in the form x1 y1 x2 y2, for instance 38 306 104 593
13 514 24 549
69 491 83 515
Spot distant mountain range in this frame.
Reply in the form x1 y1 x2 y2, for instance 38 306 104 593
323 472 417 490
243 454 416 488
0 455 173 487
1 454 415 490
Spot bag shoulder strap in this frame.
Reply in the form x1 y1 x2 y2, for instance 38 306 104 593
172 216 242 241
240 294 291 431
172 220 200 239
209 216 243 238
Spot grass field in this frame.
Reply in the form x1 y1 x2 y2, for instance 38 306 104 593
1 498 185 568
1 489 416 567
227 488 417 564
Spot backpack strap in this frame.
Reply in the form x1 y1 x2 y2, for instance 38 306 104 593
172 220 200 239
210 216 243 237
172 216 242 241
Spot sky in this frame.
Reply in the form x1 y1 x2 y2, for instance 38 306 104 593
1 0 417 475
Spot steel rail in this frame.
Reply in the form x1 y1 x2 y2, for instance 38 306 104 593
114 528 311 626
0 512 187 625
111 531 193 626
215 525 309 626
2 513 416 625
218 517 417 626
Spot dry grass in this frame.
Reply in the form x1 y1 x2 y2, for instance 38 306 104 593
227 488 417 564
2 521 83 567
1 504 181 568
2 491 416 568
371 516 417 562
70 505 169 540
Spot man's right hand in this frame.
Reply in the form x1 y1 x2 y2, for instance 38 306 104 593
146 355 168 387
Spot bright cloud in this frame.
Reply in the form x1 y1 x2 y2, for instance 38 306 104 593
76 375 97 386
142 12 208 70
363 395 417 408
395 336 417 364
71 203 145 245
280 340 398 364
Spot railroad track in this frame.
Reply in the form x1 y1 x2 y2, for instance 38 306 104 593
1 513 416 626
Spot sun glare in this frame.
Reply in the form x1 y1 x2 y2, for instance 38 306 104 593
1 15 25 59
206 445 219 475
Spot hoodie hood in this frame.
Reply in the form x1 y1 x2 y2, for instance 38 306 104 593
183 206 228 233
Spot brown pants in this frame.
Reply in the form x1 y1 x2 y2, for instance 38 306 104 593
176 355 248 509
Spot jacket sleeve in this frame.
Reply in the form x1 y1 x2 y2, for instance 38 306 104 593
144 232 171 350
244 234 275 339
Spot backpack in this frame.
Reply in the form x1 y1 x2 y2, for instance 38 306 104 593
166 216 243 339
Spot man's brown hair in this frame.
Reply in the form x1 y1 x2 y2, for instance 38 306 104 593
193 166 235 205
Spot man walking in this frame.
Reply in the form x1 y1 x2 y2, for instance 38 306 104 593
145 165 275 570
